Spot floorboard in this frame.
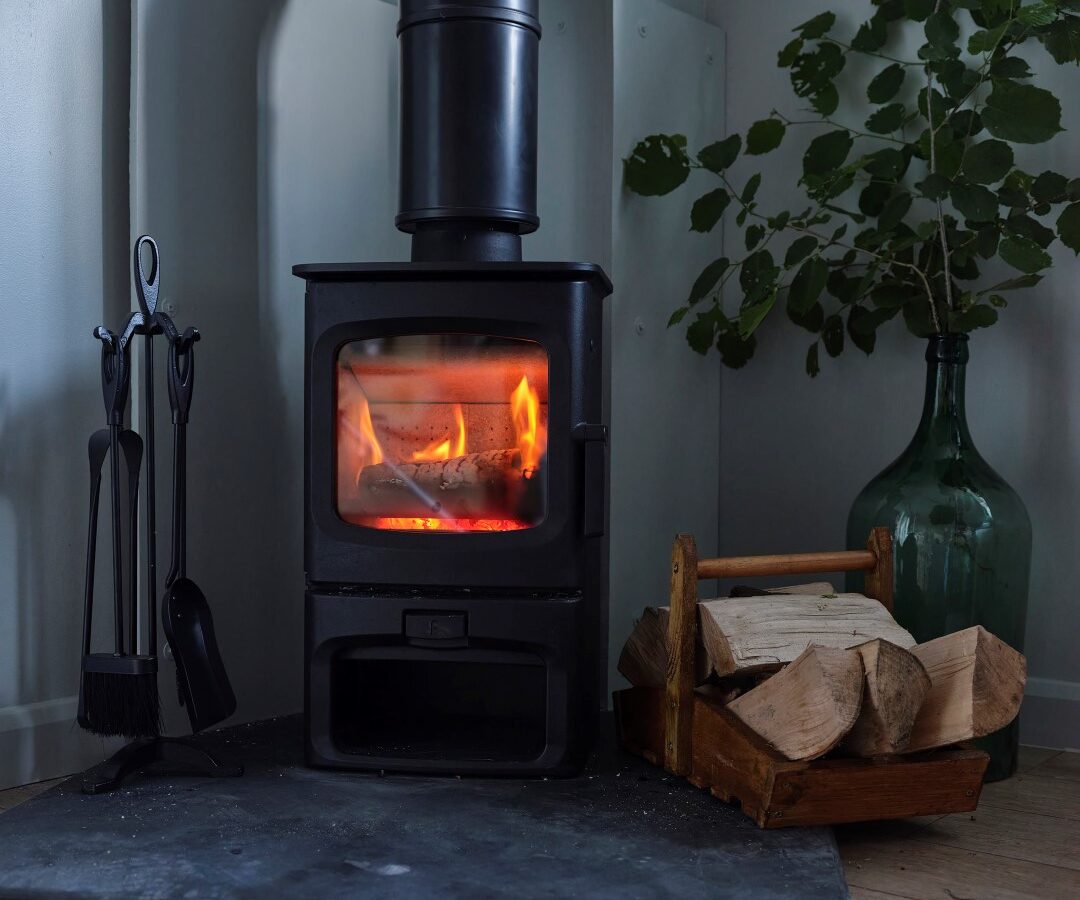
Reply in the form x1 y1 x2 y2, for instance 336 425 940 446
837 747 1080 900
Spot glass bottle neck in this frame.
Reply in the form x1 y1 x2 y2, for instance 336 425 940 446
912 334 974 453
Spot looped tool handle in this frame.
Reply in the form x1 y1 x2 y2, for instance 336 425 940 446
94 327 130 426
166 329 200 425
134 234 160 317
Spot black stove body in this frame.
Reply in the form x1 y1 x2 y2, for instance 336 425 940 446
294 0 611 775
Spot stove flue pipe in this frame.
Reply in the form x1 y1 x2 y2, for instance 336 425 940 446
396 0 540 263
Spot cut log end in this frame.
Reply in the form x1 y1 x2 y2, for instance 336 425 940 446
726 645 865 761
842 639 931 757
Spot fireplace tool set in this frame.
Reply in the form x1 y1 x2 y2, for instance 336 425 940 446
77 236 240 794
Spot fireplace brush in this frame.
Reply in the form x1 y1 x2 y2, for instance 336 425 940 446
77 316 161 738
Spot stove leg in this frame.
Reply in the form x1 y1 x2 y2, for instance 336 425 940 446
80 737 243 795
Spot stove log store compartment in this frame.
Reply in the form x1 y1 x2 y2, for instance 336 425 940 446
295 0 612 775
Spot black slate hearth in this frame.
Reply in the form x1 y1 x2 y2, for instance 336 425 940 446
0 717 847 899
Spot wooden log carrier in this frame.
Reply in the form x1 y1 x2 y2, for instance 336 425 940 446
613 528 991 829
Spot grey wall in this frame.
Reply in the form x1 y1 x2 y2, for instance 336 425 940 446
0 0 130 788
705 0 1079 748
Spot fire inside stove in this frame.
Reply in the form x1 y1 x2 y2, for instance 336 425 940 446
336 335 548 532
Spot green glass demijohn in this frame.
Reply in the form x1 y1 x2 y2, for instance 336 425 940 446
846 333 1031 782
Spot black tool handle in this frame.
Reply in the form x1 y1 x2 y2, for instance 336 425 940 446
166 335 197 585
82 432 110 657
95 329 129 652
135 236 160 656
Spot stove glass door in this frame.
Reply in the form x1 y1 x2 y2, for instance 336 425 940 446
336 335 548 532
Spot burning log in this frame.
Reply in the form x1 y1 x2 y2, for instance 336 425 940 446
357 448 539 519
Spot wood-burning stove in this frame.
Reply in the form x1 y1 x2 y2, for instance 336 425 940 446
294 0 611 775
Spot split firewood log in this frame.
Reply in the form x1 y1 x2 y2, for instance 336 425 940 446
726 645 865 760
904 626 1026 753
841 639 931 757
357 449 529 518
698 593 916 676
616 582 841 688
617 606 710 688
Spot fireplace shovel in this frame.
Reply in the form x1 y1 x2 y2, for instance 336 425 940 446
161 331 237 733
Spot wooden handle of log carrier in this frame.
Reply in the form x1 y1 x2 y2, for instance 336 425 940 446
695 527 894 612
664 534 698 776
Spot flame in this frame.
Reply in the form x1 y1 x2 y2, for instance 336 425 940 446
411 404 466 462
511 375 545 478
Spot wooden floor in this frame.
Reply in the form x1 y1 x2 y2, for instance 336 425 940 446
837 747 1080 900
2 750 1077 899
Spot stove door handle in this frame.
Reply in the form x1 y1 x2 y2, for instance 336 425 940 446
574 423 607 539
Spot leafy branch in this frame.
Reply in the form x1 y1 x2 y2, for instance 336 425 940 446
623 0 1080 376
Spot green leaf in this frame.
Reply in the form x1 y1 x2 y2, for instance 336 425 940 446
1032 171 1068 203
745 224 765 250
982 81 1064 144
810 84 840 116
967 22 1008 55
952 109 983 138
1017 2 1058 27
925 10 959 47
788 256 828 314
698 134 741 173
916 173 952 200
878 191 912 230
867 64 905 103
902 297 936 338
863 147 908 180
1005 214 1055 248
803 130 853 177
962 140 1014 185
795 11 835 38
785 235 819 267
847 306 877 354
860 180 893 216
852 13 888 51
977 273 1042 294
688 257 730 304
950 182 999 222
668 307 689 327
690 188 731 233
989 294 1008 308
904 0 933 22
741 173 762 205
717 328 756 368
1057 202 1080 254
739 249 779 298
872 281 912 308
1040 16 1080 64
976 224 1000 258
990 57 1032 79
791 44 846 98
746 118 786 155
739 289 778 337
917 87 947 125
686 307 720 354
805 342 821 377
866 103 906 134
950 304 999 331
777 37 804 67
999 234 1053 272
822 314 844 357
789 300 825 332
624 134 690 196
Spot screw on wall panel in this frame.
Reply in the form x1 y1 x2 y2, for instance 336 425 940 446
556 20 566 33
162 298 178 316
638 23 648 37
706 52 715 65
634 316 645 335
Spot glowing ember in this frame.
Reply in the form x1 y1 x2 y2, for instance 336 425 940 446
365 517 529 532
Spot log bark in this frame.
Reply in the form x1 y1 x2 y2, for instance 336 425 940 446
842 639 931 757
726 645 865 760
357 449 524 518
616 606 710 688
698 594 916 677
904 626 1026 753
